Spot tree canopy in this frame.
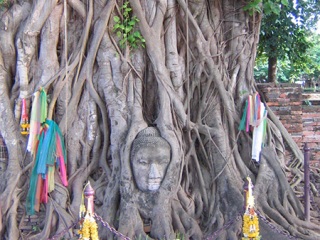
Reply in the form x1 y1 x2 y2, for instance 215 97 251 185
255 0 320 82
255 32 320 83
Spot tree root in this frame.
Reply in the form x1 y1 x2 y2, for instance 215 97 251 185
256 147 320 240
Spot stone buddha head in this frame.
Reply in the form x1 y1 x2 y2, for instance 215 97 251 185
131 127 171 192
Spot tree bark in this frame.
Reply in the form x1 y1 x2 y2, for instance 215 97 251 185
268 56 277 83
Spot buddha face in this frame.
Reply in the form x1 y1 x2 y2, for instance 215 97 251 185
131 143 171 192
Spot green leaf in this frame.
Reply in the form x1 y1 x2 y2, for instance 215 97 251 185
113 16 120 23
271 4 280 15
113 1 146 50
131 43 137 49
133 31 142 37
119 38 127 46
281 0 289 6
243 0 262 13
113 23 120 30
125 26 132 33
128 20 136 26
127 34 135 43
263 2 273 15
121 1 128 10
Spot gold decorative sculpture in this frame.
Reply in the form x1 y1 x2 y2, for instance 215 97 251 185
242 177 260 240
78 182 99 240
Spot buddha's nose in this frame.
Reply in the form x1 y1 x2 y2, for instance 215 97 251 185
149 163 161 179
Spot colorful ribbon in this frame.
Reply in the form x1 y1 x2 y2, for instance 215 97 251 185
26 89 68 215
27 89 47 155
26 119 68 215
239 93 268 162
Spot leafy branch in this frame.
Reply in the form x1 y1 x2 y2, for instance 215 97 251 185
113 1 145 49
244 0 289 16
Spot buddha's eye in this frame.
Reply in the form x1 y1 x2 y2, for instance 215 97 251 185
138 159 148 165
161 159 170 165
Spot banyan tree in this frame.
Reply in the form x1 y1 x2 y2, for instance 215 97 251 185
0 0 319 239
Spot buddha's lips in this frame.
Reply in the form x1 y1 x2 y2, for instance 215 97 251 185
148 179 161 190
148 178 161 184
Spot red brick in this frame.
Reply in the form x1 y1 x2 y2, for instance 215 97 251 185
303 139 318 143
291 102 302 106
303 126 314 131
291 105 302 111
278 98 291 103
303 122 317 127
303 137 320 143
291 111 303 115
283 125 303 133
303 131 316 136
266 102 280 106
303 113 320 117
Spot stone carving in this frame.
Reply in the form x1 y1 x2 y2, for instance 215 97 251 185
131 127 171 192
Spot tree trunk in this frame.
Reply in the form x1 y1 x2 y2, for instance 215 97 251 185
268 56 277 83
0 1 319 240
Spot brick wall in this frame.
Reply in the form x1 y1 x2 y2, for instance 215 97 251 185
302 105 320 166
257 83 320 167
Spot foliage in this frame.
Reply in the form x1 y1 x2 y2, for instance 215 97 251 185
263 0 289 15
254 53 292 82
254 32 320 83
175 232 185 240
244 0 289 16
113 1 145 49
305 34 320 79
295 0 320 30
259 1 310 61
252 0 319 82
243 0 263 15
